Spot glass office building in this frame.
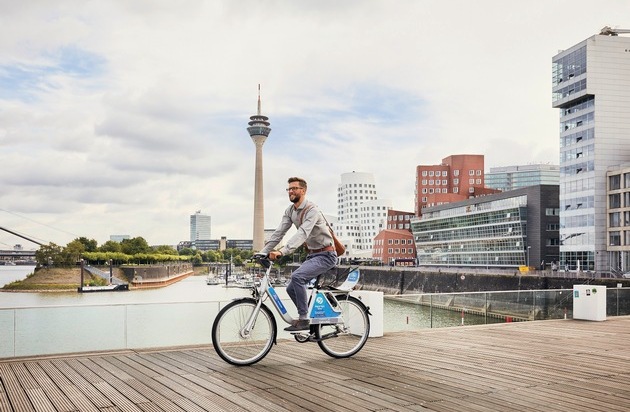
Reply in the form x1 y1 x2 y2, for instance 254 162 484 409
553 30 630 272
411 186 559 269
485 164 559 192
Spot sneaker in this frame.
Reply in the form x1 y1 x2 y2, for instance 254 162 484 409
284 319 310 332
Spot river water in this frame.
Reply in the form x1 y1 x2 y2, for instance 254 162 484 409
0 265 486 331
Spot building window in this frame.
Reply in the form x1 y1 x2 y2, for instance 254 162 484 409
469 170 475 175
429 171 434 176
476 179 481 184
609 174 621 190
476 170 482 175
436 171 441 177
454 170 459 176
610 231 621 246
610 212 621 228
469 178 475 184
422 171 427 176
454 178 459 185
610 194 621 209
442 180 447 185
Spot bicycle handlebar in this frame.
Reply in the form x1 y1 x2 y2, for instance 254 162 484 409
252 253 272 268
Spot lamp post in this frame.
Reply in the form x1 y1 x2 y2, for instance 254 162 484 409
527 246 531 269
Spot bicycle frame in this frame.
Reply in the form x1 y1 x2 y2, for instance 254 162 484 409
240 257 360 337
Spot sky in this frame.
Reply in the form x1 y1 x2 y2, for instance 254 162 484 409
1 0 629 250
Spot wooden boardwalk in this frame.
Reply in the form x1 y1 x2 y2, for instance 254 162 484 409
1 316 630 411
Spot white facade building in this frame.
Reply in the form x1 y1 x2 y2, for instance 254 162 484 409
190 211 211 242
335 172 391 258
552 28 630 273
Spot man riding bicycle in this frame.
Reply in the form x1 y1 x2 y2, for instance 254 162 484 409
259 177 337 332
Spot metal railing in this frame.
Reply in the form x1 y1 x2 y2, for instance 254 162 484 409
384 287 630 329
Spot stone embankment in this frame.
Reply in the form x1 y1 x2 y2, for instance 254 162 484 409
286 264 630 294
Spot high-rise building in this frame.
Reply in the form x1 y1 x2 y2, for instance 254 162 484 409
485 164 559 192
552 27 630 272
335 171 391 258
415 154 498 215
190 210 211 242
247 85 271 251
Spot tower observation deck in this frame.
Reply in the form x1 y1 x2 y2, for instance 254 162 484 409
248 85 271 251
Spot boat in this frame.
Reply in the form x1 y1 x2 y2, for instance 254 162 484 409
206 276 220 285
78 284 129 293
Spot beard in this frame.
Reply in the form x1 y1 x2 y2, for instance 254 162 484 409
290 193 302 204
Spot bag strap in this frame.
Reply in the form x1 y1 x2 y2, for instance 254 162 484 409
299 204 314 226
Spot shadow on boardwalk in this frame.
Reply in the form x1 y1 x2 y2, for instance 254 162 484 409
2 317 630 411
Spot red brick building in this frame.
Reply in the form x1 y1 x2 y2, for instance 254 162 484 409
415 154 499 215
373 229 416 266
386 209 415 231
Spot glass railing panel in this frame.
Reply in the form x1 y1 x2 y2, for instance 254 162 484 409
125 302 220 348
13 305 127 358
607 288 630 316
0 309 15 358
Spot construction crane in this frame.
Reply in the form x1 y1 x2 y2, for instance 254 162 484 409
599 26 630 36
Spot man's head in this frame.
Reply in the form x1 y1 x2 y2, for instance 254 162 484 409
287 177 307 204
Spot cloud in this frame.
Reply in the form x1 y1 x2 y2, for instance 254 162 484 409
1 0 628 248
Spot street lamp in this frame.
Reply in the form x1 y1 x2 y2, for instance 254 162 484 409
527 246 531 268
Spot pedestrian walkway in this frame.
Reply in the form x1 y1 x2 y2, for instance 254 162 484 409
1 316 629 411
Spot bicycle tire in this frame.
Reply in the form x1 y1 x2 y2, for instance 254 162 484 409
212 298 276 366
316 295 370 358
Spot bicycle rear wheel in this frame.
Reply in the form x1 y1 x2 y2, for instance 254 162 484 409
316 295 370 358
212 298 276 366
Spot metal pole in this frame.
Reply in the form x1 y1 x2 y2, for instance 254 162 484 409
79 259 84 292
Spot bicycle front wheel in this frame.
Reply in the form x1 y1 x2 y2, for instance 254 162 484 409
212 298 276 366
316 295 370 358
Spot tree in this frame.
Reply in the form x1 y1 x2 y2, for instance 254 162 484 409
153 245 177 255
120 237 151 255
35 243 64 267
61 239 86 266
75 237 98 252
178 248 195 256
99 240 122 253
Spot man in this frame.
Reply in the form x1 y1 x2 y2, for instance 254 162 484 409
260 177 337 331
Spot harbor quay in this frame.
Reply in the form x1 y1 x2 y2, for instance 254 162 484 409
1 316 629 411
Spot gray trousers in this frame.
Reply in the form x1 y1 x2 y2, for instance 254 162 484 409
286 251 337 318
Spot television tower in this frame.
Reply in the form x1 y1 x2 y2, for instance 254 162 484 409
247 85 271 251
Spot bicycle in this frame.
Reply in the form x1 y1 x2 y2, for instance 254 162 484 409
212 253 371 366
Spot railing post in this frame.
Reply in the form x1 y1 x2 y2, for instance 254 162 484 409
430 294 433 328
485 292 488 324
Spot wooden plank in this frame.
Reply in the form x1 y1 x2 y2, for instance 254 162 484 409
24 362 77 412
0 364 35 412
50 359 114 409
105 356 188 412
38 360 100 412
0 373 15 412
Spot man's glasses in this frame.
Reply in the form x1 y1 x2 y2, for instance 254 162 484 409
286 187 302 192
